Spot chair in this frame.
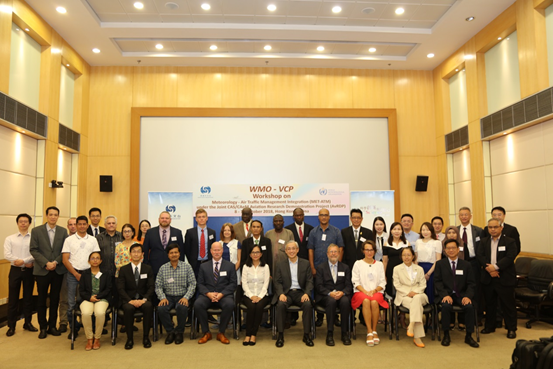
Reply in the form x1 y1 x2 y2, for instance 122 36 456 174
515 257 536 288
313 304 353 340
70 305 113 350
515 259 553 328
392 301 435 341
236 285 275 340
112 307 158 344
190 306 238 340
271 304 316 338
435 303 479 342
351 294 392 341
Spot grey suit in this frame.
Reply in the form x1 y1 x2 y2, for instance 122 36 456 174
30 223 68 330
233 221 251 243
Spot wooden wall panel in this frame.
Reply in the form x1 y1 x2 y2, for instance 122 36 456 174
221 67 266 108
265 67 310 108
468 140 486 226
475 4 517 53
308 68 353 108
352 69 395 109
133 66 178 107
43 139 58 209
177 67 222 108
12 0 51 46
0 260 9 299
0 0 12 94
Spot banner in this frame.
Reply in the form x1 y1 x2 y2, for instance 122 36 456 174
350 191 395 230
147 192 194 232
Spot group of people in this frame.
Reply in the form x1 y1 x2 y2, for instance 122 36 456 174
3 204 521 351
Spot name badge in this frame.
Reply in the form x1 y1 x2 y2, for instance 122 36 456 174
475 236 480 242
278 239 285 244
115 242 121 246
261 246 267 250
360 237 366 243
220 271 227 276
368 273 374 281
322 234 327 241
459 246 464 251
95 272 103 279
498 246 506 252
140 274 148 279
456 270 464 275
171 236 177 241
338 271 345 277
167 278 174 283
209 235 214 240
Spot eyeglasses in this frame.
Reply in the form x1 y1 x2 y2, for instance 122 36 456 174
123 230 133 233
363 249 375 252
251 251 261 255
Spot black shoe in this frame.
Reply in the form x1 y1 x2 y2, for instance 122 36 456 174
303 333 314 347
102 329 108 335
335 319 341 327
290 319 297 327
133 326 138 332
465 335 479 348
23 323 38 332
143 337 152 348
441 331 450 347
58 324 67 333
315 319 324 327
481 328 495 334
260 322 271 329
326 332 335 346
125 340 133 350
6 327 15 337
276 333 284 348
341 332 351 346
496 321 503 329
507 331 517 339
47 327 61 336
38 329 47 339
165 332 175 345
175 333 184 345
249 341 256 346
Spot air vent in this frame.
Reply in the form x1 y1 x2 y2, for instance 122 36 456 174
481 85 553 139
58 124 80 152
0 91 47 137
445 125 469 152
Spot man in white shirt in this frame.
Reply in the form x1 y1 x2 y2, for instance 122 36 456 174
59 217 77 333
401 214 419 246
62 215 101 338
432 216 445 242
5 213 37 336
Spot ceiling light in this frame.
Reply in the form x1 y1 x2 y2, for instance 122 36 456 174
92 48 100 53
332 6 341 13
464 54 474 60
264 45 272 51
317 46 324 51
15 28 19 31
506 37 510 40
134 2 144 9
165 2 179 10
155 43 163 50
455 68 459 72
24 28 29 32
503 132 507 135
56 6 66 14
395 7 404 15
201 3 211 10
466 16 474 22
210 45 217 50
66 64 70 67
369 47 376 53
52 48 60 54
21 130 25 133
498 37 502 40
267 4 276 11
427 53 434 58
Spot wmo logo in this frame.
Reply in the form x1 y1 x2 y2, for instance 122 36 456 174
200 186 211 194
319 188 328 196
166 205 176 213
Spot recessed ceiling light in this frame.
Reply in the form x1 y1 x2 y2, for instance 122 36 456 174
21 130 25 133
155 43 163 50
317 46 324 51
134 2 144 9
264 45 272 51
52 48 60 54
427 53 434 58
24 28 29 32
498 37 502 40
503 132 507 135
267 4 276 11
201 3 211 10
369 47 376 53
165 2 179 10
464 54 474 60
92 48 100 53
56 6 66 14
332 6 341 13
362 7 375 15
15 28 19 31
210 45 217 50
466 16 475 22
66 64 70 67
455 68 459 72
395 7 404 15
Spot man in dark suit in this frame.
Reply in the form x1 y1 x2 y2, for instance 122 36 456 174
285 207 314 261
30 206 68 339
241 220 273 272
117 244 155 349
477 218 518 339
143 210 185 275
435 238 479 348
233 207 252 243
86 207 105 236
274 240 314 348
482 206 521 255
315 244 352 346
341 208 373 271
183 208 216 277
194 242 237 345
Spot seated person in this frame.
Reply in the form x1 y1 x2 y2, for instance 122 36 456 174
194 242 237 345
274 241 314 348
79 251 112 351
116 244 155 350
435 239 479 348
315 244 352 346
392 246 428 348
155 244 196 345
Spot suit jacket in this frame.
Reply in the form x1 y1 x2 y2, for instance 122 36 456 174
233 221 252 243
483 223 521 255
117 263 155 305
273 257 313 304
79 269 112 304
341 226 374 270
183 227 216 272
285 222 314 260
240 236 273 273
314 261 352 303
87 225 106 236
457 224 483 259
392 263 428 306
477 234 517 287
265 228 295 266
434 257 475 302
30 223 68 276
143 226 185 275
197 259 237 297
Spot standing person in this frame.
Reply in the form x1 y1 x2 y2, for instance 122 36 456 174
134 219 151 245
401 214 419 246
220 223 241 280
183 209 216 277
87 208 105 237
115 224 136 277
265 214 295 268
95 215 122 279
382 222 409 298
233 207 253 243
482 206 521 255
285 207 313 260
241 220 273 271
432 216 446 242
341 209 373 271
414 222 442 304
30 206 68 339
143 211 185 276
59 217 77 333
372 216 388 262
62 215 101 338
4 213 37 337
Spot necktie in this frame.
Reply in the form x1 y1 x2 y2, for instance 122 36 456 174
299 226 303 242
200 229 206 259
48 228 55 248
255 239 259 246
162 229 167 248
452 261 459 297
214 261 219 283
462 227 468 246
134 266 140 299
94 227 98 236
331 264 337 283
354 229 359 242
246 223 249 232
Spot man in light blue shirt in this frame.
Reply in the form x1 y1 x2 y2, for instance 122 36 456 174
401 214 420 247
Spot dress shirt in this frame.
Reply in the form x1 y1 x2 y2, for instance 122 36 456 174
491 238 500 270
241 264 270 298
62 233 101 270
91 226 101 236
289 258 300 290
155 260 196 301
197 226 209 261
404 264 416 282
404 231 420 247
307 224 344 267
374 232 388 262
448 257 458 271
329 261 338 286
437 233 445 242
351 259 386 293
295 223 306 241
415 239 442 263
460 225 474 258
132 262 142 276
4 232 34 266
212 259 223 274
47 225 56 247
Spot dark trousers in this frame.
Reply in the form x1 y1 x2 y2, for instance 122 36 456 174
194 294 234 334
318 295 351 333
441 296 475 333
276 290 312 334
121 301 153 341
483 281 517 331
36 271 64 330
158 295 189 333
242 295 271 336
7 266 35 328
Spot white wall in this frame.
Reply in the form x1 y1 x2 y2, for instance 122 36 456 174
448 69 469 131
545 4 553 87
448 149 472 226
59 65 75 128
56 149 73 225
9 22 41 110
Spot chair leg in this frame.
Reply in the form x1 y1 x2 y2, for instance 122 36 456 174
395 306 399 341
71 308 75 350
152 311 158 342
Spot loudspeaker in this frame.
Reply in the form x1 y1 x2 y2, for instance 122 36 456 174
415 175 428 192
100 175 112 192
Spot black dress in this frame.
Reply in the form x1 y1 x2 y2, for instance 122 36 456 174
383 243 408 297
